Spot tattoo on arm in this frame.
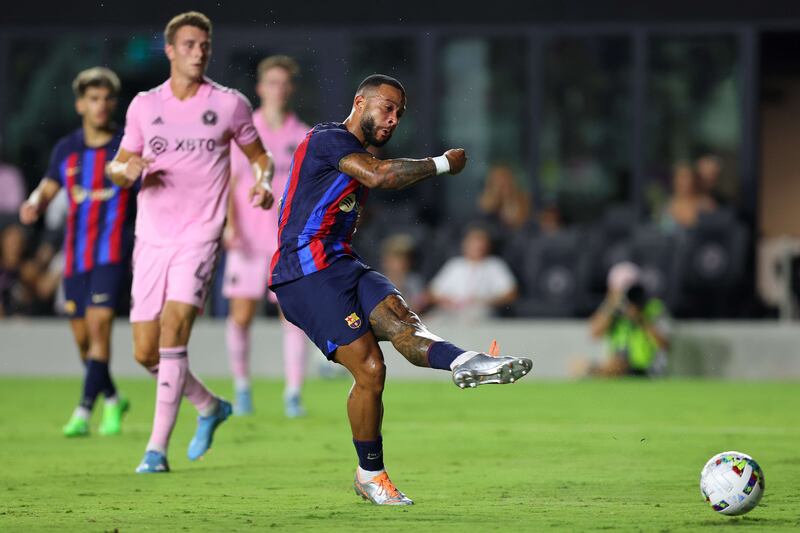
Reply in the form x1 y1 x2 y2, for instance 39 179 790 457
339 153 436 190
368 294 443 368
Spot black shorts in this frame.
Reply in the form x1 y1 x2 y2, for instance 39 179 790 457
273 258 400 359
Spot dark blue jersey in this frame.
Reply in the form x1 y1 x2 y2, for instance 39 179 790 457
46 129 135 277
269 123 369 287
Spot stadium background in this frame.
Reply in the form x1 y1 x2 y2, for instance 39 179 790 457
1 2 800 531
3 1 800 379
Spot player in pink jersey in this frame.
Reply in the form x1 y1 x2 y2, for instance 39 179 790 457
224 55 311 417
106 12 275 474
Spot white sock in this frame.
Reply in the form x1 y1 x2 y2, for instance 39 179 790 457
104 394 119 406
234 377 250 392
284 385 301 399
146 443 166 456
450 351 479 370
73 406 91 420
358 466 385 481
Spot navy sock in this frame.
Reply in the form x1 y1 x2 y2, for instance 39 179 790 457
427 341 465 370
353 436 384 471
97 360 117 399
80 359 109 410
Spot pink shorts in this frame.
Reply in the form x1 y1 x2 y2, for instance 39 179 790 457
222 248 273 301
130 239 220 322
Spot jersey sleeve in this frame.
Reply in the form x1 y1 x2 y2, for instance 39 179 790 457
45 139 66 185
311 128 368 169
119 94 145 153
231 93 259 147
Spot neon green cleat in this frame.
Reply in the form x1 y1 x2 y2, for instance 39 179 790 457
62 415 89 437
98 396 130 436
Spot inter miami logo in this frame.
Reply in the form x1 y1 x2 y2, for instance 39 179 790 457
345 312 362 329
149 136 168 155
202 110 218 126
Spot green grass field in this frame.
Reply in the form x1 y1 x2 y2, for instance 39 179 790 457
0 378 798 531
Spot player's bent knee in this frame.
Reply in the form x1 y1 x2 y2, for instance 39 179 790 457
356 355 386 393
134 348 159 368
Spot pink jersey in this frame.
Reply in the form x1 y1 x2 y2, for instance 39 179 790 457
229 111 310 252
119 77 259 246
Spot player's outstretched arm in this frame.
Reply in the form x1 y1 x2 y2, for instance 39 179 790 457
106 148 151 189
339 148 467 190
19 178 60 225
238 139 275 210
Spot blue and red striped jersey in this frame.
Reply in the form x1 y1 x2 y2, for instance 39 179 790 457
269 123 369 286
46 128 135 278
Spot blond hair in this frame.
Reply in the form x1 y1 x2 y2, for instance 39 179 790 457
164 11 212 45
257 55 300 81
72 67 120 98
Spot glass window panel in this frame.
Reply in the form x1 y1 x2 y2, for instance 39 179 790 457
645 35 741 224
539 36 632 224
439 37 528 215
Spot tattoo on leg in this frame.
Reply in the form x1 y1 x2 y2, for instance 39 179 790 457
369 295 443 367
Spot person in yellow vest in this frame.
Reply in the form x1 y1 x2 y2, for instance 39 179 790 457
588 262 670 377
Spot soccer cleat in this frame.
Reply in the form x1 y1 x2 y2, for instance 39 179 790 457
62 414 89 437
234 389 253 416
187 399 232 461
135 450 170 473
98 396 130 436
354 470 414 506
452 343 533 389
284 393 306 419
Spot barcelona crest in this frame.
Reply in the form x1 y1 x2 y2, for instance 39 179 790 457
345 312 362 329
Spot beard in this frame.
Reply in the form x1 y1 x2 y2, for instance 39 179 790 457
360 113 392 147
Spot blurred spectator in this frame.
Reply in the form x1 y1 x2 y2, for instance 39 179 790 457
585 262 670 377
477 163 531 230
695 153 727 207
537 201 563 235
0 224 26 316
659 162 716 231
0 145 26 227
380 234 427 313
428 225 518 321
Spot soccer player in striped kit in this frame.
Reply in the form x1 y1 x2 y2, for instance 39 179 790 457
20 67 134 437
107 12 275 473
269 74 533 505
224 56 310 417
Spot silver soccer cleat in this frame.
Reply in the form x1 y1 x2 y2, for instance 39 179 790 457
354 470 414 506
452 353 533 389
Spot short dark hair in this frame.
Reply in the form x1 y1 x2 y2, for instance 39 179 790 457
356 74 405 98
164 11 212 45
72 67 120 98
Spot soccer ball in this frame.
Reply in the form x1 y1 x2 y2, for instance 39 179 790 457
700 451 765 516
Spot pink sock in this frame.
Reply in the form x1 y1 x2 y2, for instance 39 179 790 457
226 317 250 391
184 370 217 416
147 362 216 416
146 347 188 454
283 319 307 395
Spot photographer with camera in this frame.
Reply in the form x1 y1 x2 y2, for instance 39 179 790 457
588 262 670 377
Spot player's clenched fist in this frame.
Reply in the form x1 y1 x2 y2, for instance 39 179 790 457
249 181 275 210
19 201 40 225
444 148 467 175
124 156 152 182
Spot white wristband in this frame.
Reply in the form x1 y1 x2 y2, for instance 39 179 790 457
28 190 42 208
432 155 450 175
108 160 128 175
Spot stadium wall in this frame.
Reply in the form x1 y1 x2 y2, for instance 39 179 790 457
1 319 798 380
